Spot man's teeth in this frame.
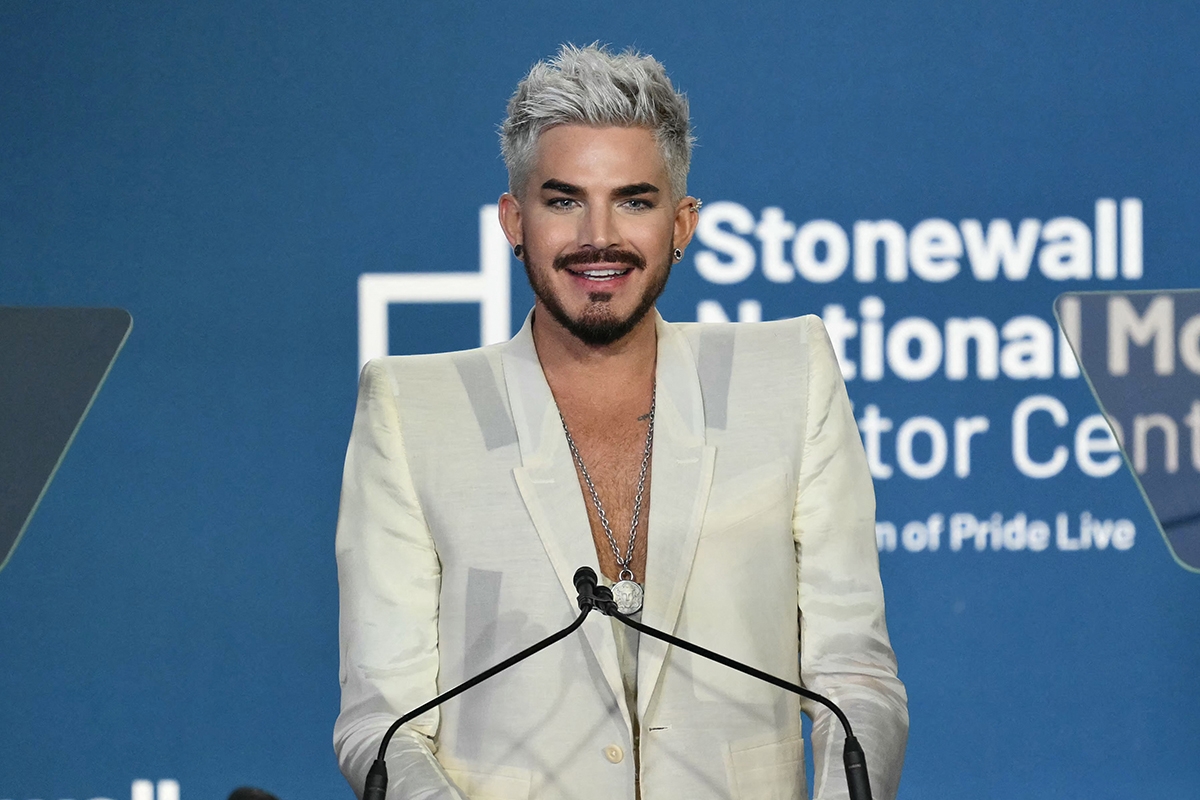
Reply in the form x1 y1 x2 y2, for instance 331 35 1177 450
579 268 629 281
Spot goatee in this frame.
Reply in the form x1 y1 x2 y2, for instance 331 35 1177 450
524 247 673 346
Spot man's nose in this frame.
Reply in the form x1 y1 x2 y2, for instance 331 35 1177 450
580 204 620 250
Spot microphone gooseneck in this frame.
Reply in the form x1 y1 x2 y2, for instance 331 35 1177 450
365 566 873 800
588 571 875 800
363 571 600 799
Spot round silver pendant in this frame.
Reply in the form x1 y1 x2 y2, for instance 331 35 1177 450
612 580 644 615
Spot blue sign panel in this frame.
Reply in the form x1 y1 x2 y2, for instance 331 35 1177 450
1 4 1198 799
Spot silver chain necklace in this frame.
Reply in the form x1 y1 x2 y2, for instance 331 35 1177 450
559 388 655 614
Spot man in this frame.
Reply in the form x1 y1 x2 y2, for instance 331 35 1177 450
334 44 908 799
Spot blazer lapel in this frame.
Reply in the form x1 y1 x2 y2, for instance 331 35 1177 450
637 315 717 719
502 314 631 726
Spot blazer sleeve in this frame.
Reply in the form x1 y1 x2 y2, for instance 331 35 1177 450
333 360 468 800
792 317 909 800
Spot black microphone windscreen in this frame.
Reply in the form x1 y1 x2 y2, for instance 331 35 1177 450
573 566 598 591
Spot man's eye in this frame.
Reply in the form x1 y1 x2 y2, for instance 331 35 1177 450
547 197 576 209
623 198 654 210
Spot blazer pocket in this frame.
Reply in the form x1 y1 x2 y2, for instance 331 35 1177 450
442 762 532 800
725 733 806 800
701 457 792 538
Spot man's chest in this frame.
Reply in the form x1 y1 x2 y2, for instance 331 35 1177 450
561 417 655 581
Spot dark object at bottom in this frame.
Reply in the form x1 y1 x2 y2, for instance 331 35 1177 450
228 788 280 800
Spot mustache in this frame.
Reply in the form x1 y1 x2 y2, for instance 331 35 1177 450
553 248 646 271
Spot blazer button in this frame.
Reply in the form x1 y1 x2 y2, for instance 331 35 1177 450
604 744 624 764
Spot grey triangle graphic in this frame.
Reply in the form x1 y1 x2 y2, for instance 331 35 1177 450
1056 290 1200 573
0 307 132 573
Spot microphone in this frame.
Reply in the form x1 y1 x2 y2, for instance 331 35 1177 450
582 566 875 800
573 565 599 610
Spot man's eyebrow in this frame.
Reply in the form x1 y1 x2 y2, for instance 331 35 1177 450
541 179 583 195
613 182 660 198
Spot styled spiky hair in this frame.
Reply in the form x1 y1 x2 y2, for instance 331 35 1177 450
500 43 694 202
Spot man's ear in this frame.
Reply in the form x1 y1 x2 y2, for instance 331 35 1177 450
498 193 523 249
672 196 701 252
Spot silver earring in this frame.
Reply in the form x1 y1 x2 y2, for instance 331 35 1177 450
673 248 684 262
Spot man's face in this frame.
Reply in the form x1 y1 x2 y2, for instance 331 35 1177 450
500 125 695 347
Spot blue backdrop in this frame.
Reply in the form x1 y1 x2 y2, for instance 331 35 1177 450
2 3 1198 799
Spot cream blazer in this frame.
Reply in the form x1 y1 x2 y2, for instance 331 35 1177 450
334 312 908 800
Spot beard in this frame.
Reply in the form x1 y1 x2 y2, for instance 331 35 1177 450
524 246 673 346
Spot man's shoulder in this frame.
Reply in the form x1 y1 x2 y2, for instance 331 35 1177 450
363 340 506 376
358 341 508 399
664 315 835 415
665 314 826 357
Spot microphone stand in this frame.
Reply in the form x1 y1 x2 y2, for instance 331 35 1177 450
364 567 872 800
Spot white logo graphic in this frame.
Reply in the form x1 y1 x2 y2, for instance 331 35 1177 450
357 205 512 370
132 780 179 800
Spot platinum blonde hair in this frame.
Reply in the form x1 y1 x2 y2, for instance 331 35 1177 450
500 43 694 202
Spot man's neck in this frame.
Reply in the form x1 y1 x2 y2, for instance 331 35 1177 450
532 304 658 411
